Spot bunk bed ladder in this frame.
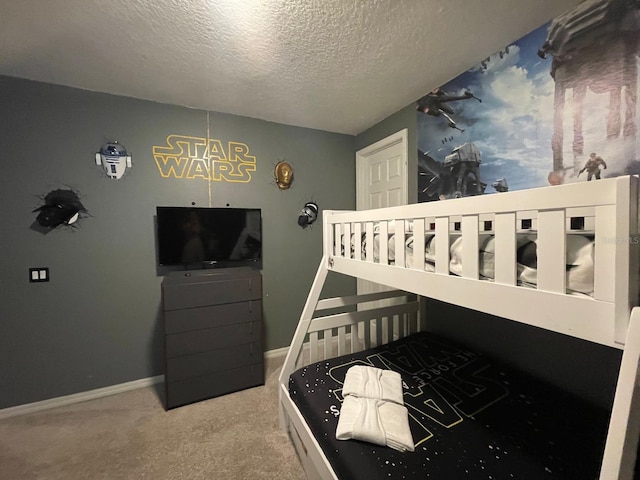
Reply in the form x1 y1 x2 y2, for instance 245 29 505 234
600 306 640 480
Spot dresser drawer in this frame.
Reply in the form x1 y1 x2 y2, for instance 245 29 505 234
166 362 264 409
166 341 261 382
164 300 261 334
163 273 261 310
166 321 261 358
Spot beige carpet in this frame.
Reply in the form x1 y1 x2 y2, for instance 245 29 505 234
0 357 305 480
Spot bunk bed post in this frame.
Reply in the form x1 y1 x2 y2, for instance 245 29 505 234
613 176 638 344
600 307 640 480
278 257 329 430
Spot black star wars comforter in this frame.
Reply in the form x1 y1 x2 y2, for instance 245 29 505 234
289 331 611 479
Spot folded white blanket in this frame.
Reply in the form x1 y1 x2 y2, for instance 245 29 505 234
342 365 404 405
336 396 415 452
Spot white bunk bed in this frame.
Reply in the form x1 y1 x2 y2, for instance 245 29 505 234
278 175 640 480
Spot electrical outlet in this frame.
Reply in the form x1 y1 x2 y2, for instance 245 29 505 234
29 267 49 283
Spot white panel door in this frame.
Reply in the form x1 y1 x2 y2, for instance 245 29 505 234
356 129 408 342
357 131 407 212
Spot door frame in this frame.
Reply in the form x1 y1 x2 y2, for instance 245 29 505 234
356 128 409 210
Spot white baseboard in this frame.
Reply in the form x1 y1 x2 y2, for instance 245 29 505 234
0 375 164 420
0 346 290 420
265 346 288 359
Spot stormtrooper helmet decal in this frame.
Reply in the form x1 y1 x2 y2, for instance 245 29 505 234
95 141 132 179
298 201 318 228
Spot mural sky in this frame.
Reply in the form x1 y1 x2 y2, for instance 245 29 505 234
417 2 640 200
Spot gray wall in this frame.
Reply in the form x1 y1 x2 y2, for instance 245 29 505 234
2 73 623 411
356 102 623 410
0 75 356 409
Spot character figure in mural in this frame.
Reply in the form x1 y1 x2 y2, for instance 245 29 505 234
418 143 487 201
578 152 608 180
538 0 640 173
32 188 88 230
416 88 482 132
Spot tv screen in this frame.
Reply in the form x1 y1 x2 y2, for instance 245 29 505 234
156 206 262 269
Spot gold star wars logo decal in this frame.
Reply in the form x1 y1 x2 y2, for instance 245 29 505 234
153 135 256 183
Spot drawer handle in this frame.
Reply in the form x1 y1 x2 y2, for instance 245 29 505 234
250 343 254 356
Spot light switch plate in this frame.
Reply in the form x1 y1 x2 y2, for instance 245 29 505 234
29 267 49 283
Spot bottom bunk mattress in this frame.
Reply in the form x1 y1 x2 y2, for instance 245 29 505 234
288 331 611 480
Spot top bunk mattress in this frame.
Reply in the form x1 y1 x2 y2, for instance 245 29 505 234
289 331 612 480
347 227 596 295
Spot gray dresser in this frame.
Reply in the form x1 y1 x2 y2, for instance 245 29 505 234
162 268 264 409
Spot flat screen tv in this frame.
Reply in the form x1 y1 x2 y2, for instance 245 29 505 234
156 206 262 269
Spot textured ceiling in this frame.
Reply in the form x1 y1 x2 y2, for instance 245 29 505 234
0 0 584 135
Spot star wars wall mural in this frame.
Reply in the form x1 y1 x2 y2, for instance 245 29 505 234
417 0 640 202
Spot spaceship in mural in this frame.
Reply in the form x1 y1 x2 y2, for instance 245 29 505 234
537 0 640 174
416 88 482 132
480 46 511 71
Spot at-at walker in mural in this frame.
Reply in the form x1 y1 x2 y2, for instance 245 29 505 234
538 0 640 182
418 143 500 201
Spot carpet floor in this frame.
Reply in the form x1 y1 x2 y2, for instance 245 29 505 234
0 357 305 479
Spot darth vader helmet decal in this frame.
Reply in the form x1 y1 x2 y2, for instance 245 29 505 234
32 189 87 229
